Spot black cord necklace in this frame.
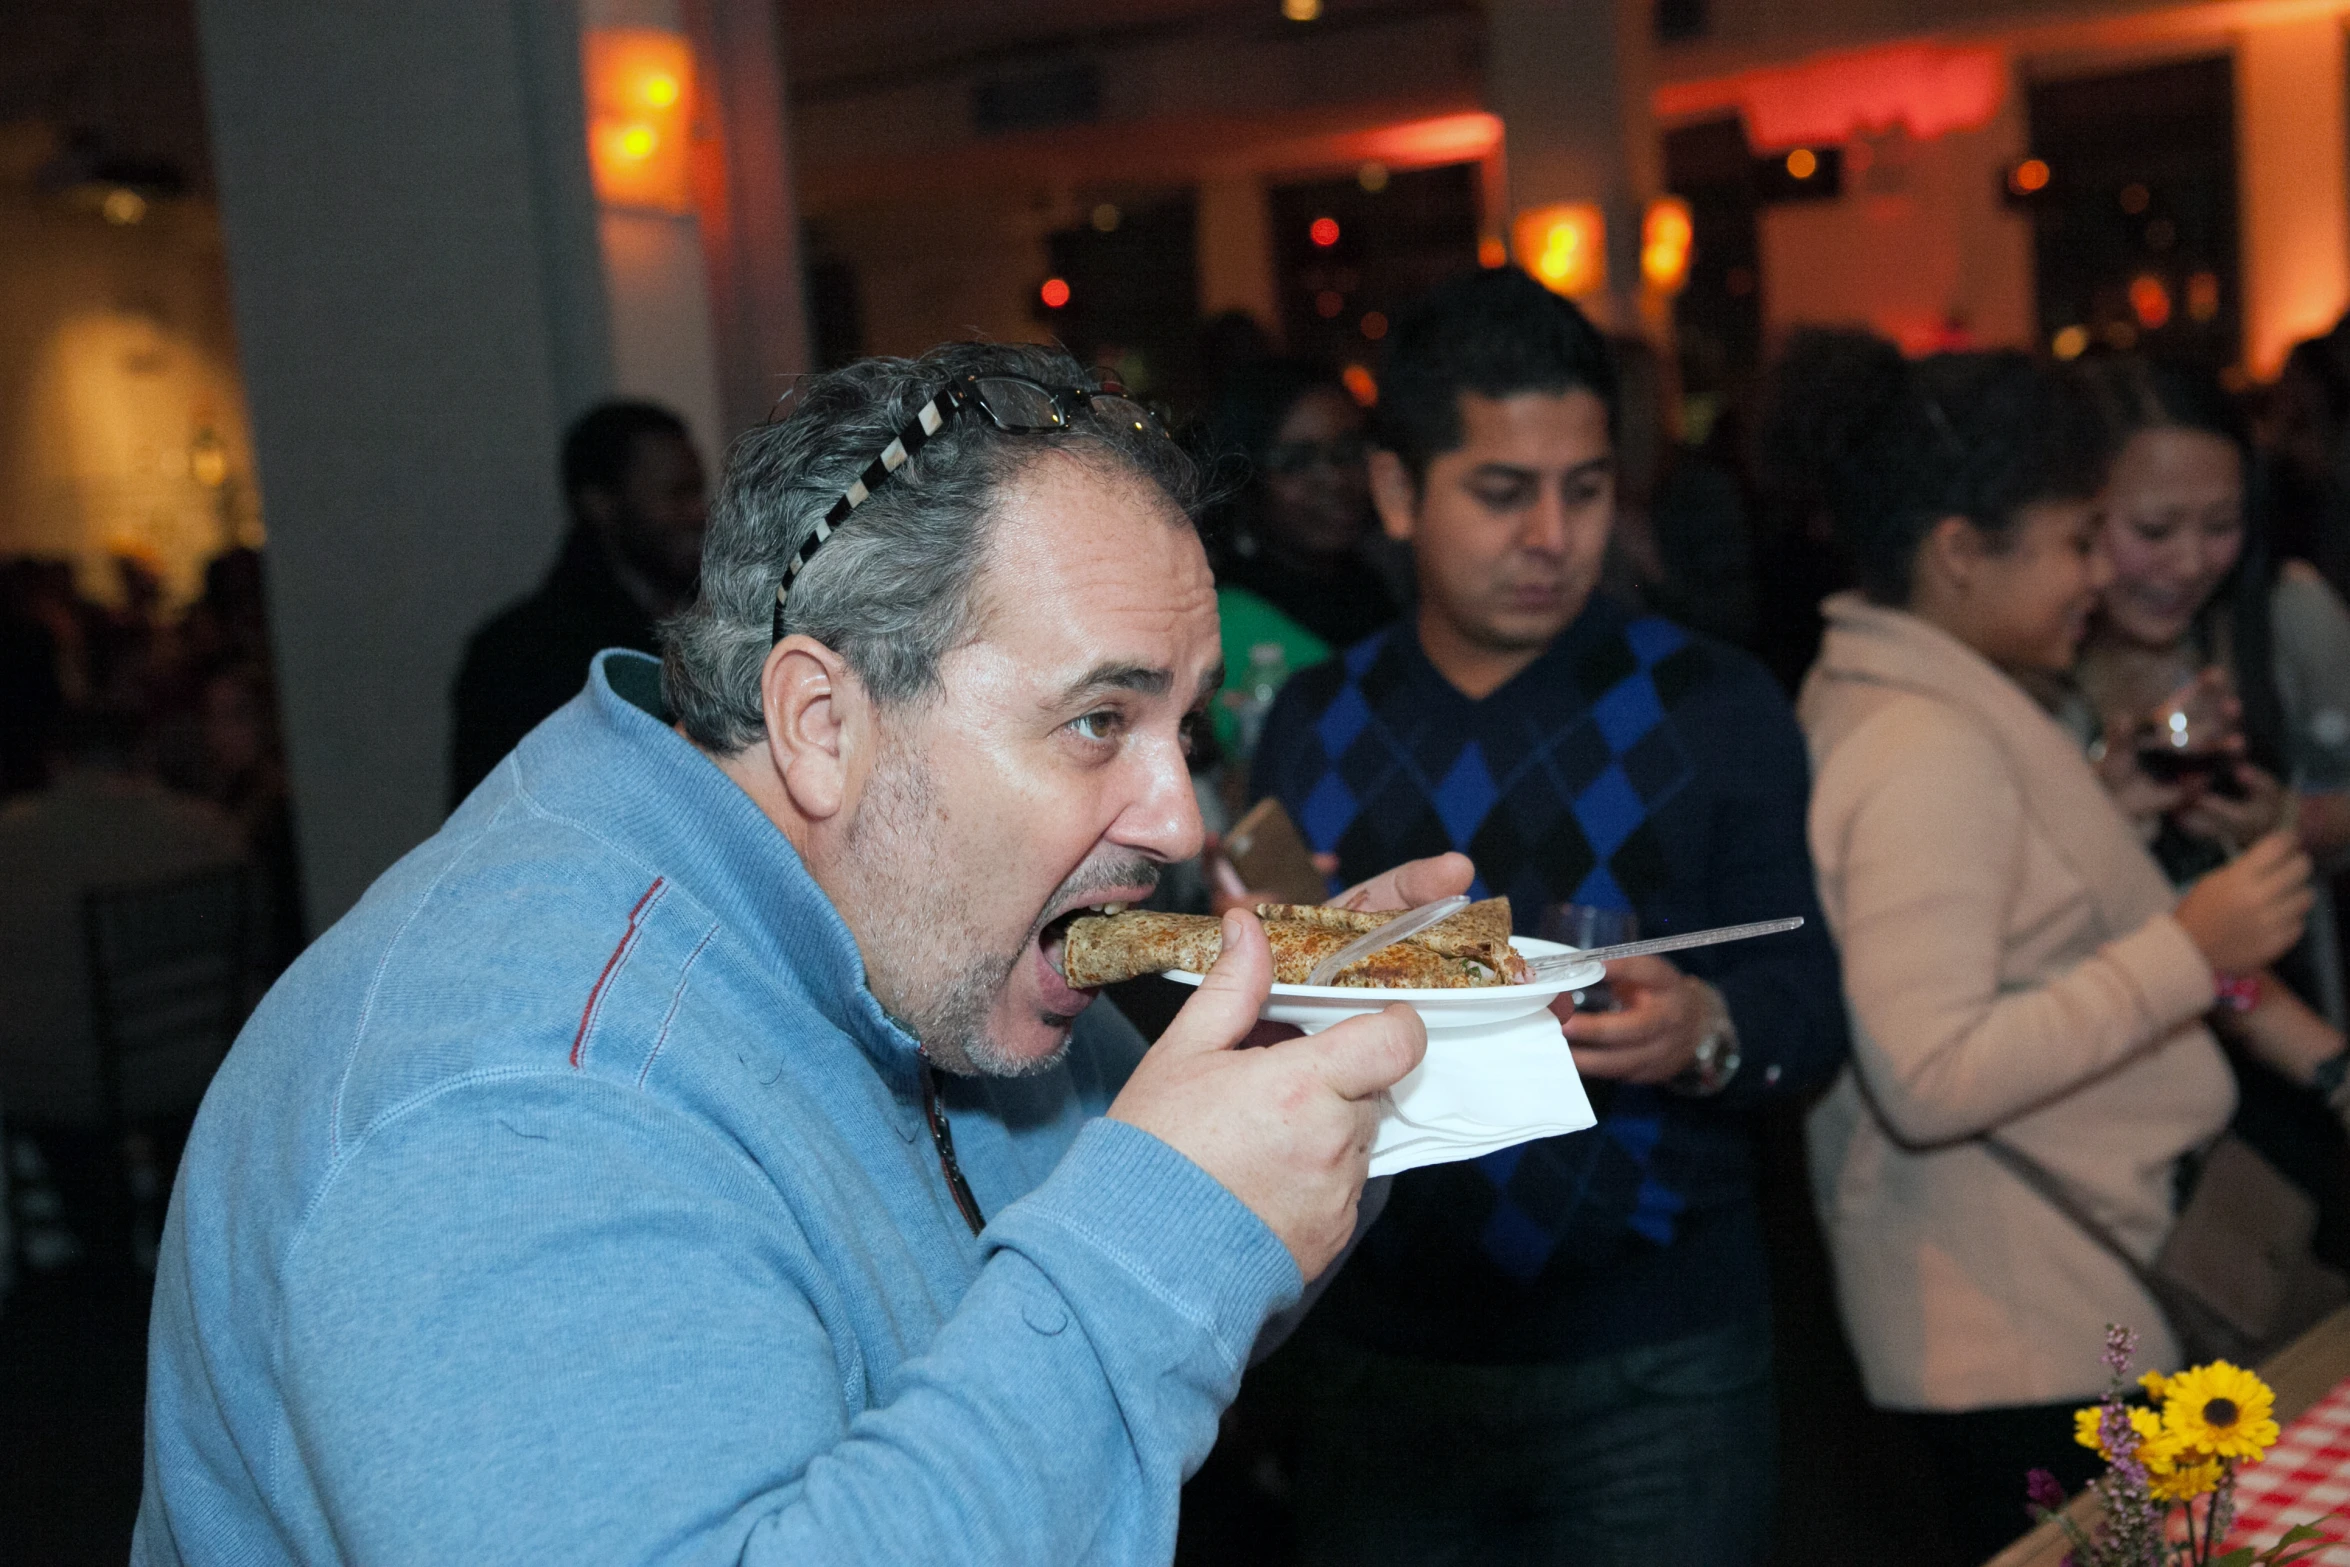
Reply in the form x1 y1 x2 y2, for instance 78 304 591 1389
919 1063 985 1236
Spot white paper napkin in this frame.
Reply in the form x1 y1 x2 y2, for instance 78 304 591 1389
1369 1008 1597 1177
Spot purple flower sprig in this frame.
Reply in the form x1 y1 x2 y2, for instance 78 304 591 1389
2088 1326 2166 1567
2103 1324 2140 1381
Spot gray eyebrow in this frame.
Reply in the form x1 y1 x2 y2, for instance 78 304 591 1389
1061 661 1173 703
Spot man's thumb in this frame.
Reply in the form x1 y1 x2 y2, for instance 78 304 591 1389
1156 910 1273 1056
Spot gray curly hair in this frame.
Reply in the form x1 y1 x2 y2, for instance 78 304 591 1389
663 342 1203 753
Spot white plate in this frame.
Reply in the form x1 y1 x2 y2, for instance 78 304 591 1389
1164 935 1604 1176
1161 936 1603 1035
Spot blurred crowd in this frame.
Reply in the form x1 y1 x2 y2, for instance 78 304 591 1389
0 546 302 974
1156 297 2350 1563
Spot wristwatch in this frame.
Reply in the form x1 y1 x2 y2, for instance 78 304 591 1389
1670 986 1742 1098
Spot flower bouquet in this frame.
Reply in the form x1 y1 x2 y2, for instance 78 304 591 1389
2029 1325 2333 1566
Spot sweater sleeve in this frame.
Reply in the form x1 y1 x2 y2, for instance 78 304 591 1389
1671 657 1849 1107
1818 709 2218 1148
275 1074 1298 1566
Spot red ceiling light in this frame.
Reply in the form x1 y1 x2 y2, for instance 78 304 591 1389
1310 216 1341 248
1655 41 2004 152
1040 277 1071 309
2129 275 2172 331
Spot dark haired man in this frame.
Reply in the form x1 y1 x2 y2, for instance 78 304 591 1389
448 399 709 806
1252 268 1846 1564
138 343 1456 1564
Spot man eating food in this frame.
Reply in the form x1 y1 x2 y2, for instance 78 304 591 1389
134 343 1467 1565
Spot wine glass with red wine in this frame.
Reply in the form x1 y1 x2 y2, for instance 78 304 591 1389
2134 671 2248 800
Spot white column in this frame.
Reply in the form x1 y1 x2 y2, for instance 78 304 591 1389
689 0 812 439
601 208 726 469
2236 16 2350 379
584 0 724 469
1197 175 1282 343
1484 0 1659 331
194 0 613 926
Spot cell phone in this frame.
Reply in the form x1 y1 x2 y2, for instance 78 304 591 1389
1222 797 1331 907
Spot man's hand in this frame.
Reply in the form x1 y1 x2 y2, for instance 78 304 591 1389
1556 955 1722 1085
1328 851 1476 914
1107 911 1427 1278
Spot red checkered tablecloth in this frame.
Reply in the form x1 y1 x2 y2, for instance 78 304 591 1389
2227 1375 2350 1560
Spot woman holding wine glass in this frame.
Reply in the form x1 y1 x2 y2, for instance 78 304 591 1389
1796 349 2315 1557
2069 358 2350 1236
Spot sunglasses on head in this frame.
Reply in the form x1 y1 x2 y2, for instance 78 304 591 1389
772 373 1164 642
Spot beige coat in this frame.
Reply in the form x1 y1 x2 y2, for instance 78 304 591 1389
1799 594 2232 1411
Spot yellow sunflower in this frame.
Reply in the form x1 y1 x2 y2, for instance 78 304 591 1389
2075 1403 2166 1460
2146 1455 2226 1502
2160 1362 2279 1464
2140 1370 2173 1401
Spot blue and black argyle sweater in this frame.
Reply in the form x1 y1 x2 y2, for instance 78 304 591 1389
1252 595 1845 1365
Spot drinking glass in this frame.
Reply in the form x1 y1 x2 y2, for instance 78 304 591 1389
2135 670 2246 800
1539 903 1637 1013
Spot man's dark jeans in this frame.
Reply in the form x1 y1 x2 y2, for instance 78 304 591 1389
1282 1317 1776 1567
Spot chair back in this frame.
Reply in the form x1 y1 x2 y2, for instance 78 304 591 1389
82 864 252 1130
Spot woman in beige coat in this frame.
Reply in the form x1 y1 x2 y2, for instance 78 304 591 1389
1794 349 2314 1557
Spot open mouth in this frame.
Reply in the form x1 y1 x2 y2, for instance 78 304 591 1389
1039 898 1135 980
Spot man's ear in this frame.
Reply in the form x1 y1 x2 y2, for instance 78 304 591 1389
760 635 861 823
1368 449 1420 545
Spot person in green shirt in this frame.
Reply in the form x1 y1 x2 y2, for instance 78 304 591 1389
1203 362 1400 755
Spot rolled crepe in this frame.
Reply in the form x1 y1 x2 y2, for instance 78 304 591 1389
1062 898 1523 988
1253 897 1520 974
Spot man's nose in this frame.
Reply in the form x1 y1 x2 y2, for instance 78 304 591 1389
1111 738 1205 864
1516 488 1571 556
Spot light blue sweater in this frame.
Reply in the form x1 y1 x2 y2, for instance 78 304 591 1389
135 651 1301 1565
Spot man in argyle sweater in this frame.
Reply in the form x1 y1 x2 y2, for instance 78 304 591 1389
1251 269 1844 1565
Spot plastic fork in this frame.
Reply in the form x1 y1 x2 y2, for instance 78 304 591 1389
1302 894 1472 987
1524 916 1806 978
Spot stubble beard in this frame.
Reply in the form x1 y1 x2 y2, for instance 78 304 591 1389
840 738 1157 1080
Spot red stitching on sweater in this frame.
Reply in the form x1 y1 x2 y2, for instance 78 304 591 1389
571 877 665 1068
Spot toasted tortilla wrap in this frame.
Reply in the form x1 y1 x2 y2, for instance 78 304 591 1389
1062 900 1523 989
1254 897 1520 973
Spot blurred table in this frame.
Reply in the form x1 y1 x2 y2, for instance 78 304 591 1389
1987 1308 2350 1567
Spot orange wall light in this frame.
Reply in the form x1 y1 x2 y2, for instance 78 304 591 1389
1513 203 1604 297
585 27 693 214
1641 197 1693 295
